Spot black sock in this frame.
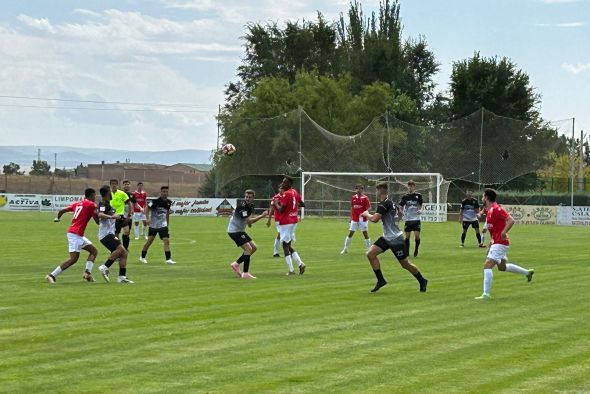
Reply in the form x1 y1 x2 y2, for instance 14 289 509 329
461 233 466 244
119 267 126 277
413 271 425 283
373 269 385 282
122 234 130 250
476 233 482 244
105 259 115 268
405 239 410 255
237 254 245 264
141 250 147 258
415 239 421 254
243 254 251 273
165 251 171 260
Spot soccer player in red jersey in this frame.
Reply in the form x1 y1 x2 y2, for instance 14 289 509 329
46 188 99 283
273 176 306 275
132 182 148 240
266 185 284 257
341 184 372 254
475 189 535 300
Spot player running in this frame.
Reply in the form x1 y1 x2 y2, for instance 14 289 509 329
96 185 134 284
474 188 534 300
341 184 372 254
46 188 98 283
399 180 423 257
460 190 485 248
109 179 133 249
140 186 176 265
361 182 428 293
132 182 148 240
228 189 268 279
266 185 284 257
273 176 306 275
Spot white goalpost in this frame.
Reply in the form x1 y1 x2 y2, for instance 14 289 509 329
300 172 448 221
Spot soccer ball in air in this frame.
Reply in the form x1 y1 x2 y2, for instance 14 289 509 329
222 143 236 156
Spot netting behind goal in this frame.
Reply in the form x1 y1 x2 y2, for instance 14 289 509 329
301 172 450 221
215 108 567 197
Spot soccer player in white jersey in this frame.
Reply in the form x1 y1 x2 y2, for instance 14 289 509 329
341 184 372 254
228 189 268 279
459 190 486 248
96 185 134 283
361 183 428 293
399 180 423 257
475 188 534 300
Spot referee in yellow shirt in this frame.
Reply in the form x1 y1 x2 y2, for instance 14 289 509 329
109 179 133 249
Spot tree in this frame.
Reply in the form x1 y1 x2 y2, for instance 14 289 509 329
449 52 540 122
2 162 24 175
29 160 51 176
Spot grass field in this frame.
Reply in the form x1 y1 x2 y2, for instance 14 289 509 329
1 211 589 393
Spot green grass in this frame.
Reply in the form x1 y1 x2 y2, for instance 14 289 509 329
1 211 589 393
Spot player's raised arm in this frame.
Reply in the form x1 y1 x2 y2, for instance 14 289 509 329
54 206 73 222
361 210 382 223
247 210 268 225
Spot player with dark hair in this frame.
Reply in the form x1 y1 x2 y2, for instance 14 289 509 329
228 189 268 279
266 185 284 257
460 190 486 248
475 188 534 300
46 188 98 283
140 186 175 265
341 184 372 254
120 180 136 250
273 176 306 275
361 182 428 293
399 180 423 257
96 185 134 284
132 182 148 240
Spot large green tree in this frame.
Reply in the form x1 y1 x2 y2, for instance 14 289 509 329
2 162 24 175
29 160 51 176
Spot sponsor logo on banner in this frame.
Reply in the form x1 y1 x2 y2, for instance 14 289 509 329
39 195 84 211
557 206 590 226
419 203 447 222
170 198 237 216
504 205 556 225
0 194 41 211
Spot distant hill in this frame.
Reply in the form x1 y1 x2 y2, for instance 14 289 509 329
0 146 213 170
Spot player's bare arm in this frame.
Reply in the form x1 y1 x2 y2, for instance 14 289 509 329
361 210 381 223
54 207 70 222
266 203 274 227
501 214 515 240
247 210 268 225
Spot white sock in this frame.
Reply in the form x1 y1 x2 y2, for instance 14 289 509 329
273 238 281 254
481 233 486 243
292 251 303 266
285 255 294 272
344 236 352 249
134 225 139 238
85 261 94 273
483 268 493 295
505 263 528 275
365 238 372 248
50 266 63 277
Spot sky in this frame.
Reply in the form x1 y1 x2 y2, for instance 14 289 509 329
0 0 588 152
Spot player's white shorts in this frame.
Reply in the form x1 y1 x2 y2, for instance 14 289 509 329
67 232 92 253
275 221 280 232
133 212 146 222
279 223 297 243
349 220 368 232
487 243 508 263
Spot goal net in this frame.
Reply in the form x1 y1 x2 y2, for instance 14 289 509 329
301 172 450 221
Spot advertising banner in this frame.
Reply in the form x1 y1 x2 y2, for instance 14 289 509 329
419 203 447 222
169 198 237 216
0 194 41 211
503 205 557 225
557 206 590 226
39 195 84 212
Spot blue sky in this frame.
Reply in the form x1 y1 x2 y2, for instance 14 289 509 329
0 0 588 152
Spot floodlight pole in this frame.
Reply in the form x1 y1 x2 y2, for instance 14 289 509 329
478 107 484 189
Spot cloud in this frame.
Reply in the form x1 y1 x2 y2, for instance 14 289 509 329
535 22 585 27
562 62 590 74
72 9 102 18
17 14 56 33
